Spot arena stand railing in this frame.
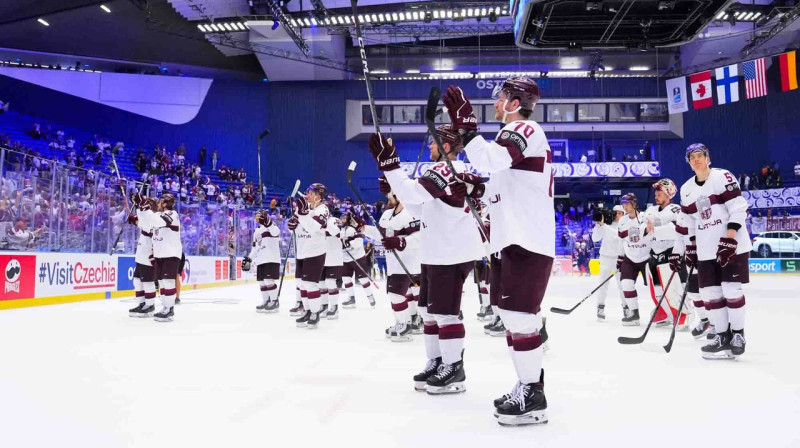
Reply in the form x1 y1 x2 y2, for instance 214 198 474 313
0 147 294 259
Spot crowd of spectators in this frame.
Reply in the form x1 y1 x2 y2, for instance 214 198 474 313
736 162 785 191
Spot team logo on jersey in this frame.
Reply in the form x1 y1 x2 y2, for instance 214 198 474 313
629 226 640 243
497 131 528 153
724 182 739 192
697 195 712 220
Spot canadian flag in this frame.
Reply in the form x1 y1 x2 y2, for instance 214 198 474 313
690 71 713 109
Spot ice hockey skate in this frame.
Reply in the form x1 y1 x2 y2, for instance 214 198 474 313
289 302 304 316
494 382 548 427
296 310 311 328
702 328 735 360
621 308 640 326
326 305 339 320
691 319 710 339
596 304 605 322
341 296 356 308
263 300 279 313
306 312 320 329
426 360 466 395
413 357 441 392
477 305 494 321
153 306 174 322
129 303 153 318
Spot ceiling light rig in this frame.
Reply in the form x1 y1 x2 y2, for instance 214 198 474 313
285 3 510 28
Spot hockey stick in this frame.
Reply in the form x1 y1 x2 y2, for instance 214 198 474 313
663 266 695 353
424 86 491 246
347 161 418 286
109 170 150 256
550 271 617 315
276 179 301 299
617 270 678 345
351 0 380 135
411 108 444 179
110 151 131 211
342 242 380 290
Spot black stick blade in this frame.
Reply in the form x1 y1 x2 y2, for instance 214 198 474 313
426 87 441 123
549 307 574 315
618 336 646 345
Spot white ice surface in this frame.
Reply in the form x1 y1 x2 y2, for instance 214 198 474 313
1 275 799 448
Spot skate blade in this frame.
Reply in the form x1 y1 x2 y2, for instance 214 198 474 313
264 309 279 314
391 335 413 343
326 314 339 320
411 329 423 335
495 410 548 426
426 382 466 395
306 324 318 329
654 321 670 327
129 312 152 318
596 317 606 323
621 321 640 327
488 331 506 337
153 316 173 322
414 381 427 392
256 308 269 313
702 350 736 360
342 305 356 309
296 322 308 328
289 311 304 316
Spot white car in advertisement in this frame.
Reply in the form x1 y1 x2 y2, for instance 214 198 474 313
752 231 800 258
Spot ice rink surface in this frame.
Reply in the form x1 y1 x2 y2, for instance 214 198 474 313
2 274 799 448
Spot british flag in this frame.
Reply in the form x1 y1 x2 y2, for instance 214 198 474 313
743 58 767 99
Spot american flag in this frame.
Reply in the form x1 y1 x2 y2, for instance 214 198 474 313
743 58 767 98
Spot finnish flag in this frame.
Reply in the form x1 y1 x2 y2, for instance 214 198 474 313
715 64 740 105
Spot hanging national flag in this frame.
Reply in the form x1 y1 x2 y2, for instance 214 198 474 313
665 76 689 114
779 51 798 92
715 64 740 105
743 58 768 98
690 71 713 109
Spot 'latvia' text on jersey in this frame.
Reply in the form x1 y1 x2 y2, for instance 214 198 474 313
617 213 650 263
463 119 555 258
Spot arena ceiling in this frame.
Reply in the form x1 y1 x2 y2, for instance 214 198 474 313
0 0 797 81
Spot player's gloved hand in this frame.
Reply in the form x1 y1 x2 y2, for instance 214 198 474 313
455 172 485 199
294 196 310 215
442 86 478 132
368 133 400 172
448 179 467 202
716 237 738 268
668 252 684 273
242 257 252 272
685 244 698 269
127 215 138 226
616 255 624 271
382 236 407 251
287 215 299 231
378 175 392 196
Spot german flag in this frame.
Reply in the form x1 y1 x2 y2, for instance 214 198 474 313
779 51 798 92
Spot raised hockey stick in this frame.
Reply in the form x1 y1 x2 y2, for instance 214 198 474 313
550 271 617 315
424 86 491 247
663 266 695 353
617 270 678 345
351 0 380 135
109 170 150 256
347 161 418 286
276 179 301 298
110 151 131 211
411 108 444 179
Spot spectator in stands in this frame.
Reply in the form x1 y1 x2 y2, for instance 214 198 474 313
237 167 246 183
794 161 800 178
30 123 43 139
218 165 229 180
211 149 219 170
0 200 13 223
6 218 44 250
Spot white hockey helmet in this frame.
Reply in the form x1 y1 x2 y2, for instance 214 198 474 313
652 178 677 199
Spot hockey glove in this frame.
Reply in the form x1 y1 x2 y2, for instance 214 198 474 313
378 175 392 196
127 215 138 226
685 245 698 269
287 215 299 231
716 238 738 268
668 252 684 273
368 133 400 172
294 196 310 215
454 172 485 199
442 86 478 132
382 236 407 251
242 257 252 272
616 256 624 271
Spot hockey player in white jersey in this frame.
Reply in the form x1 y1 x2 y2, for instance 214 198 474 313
673 143 751 359
127 197 157 318
288 183 330 329
243 211 281 313
616 193 651 326
591 205 626 321
321 211 344 320
340 213 376 308
643 179 689 329
134 193 183 322
363 175 423 342
371 124 485 396
444 77 552 426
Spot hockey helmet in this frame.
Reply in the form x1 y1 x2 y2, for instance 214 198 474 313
434 124 464 154
620 193 638 206
160 193 176 210
492 76 541 112
685 143 710 163
652 178 677 199
307 182 328 199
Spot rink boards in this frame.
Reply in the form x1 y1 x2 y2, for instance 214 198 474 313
0 251 296 310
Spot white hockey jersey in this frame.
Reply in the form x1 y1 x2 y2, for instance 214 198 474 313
363 206 423 275
134 216 154 266
295 203 329 260
385 160 485 265
139 209 183 259
324 217 344 267
249 222 281 265
341 226 366 261
643 203 682 255
591 221 622 258
617 213 650 263
676 169 752 261
463 119 555 258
